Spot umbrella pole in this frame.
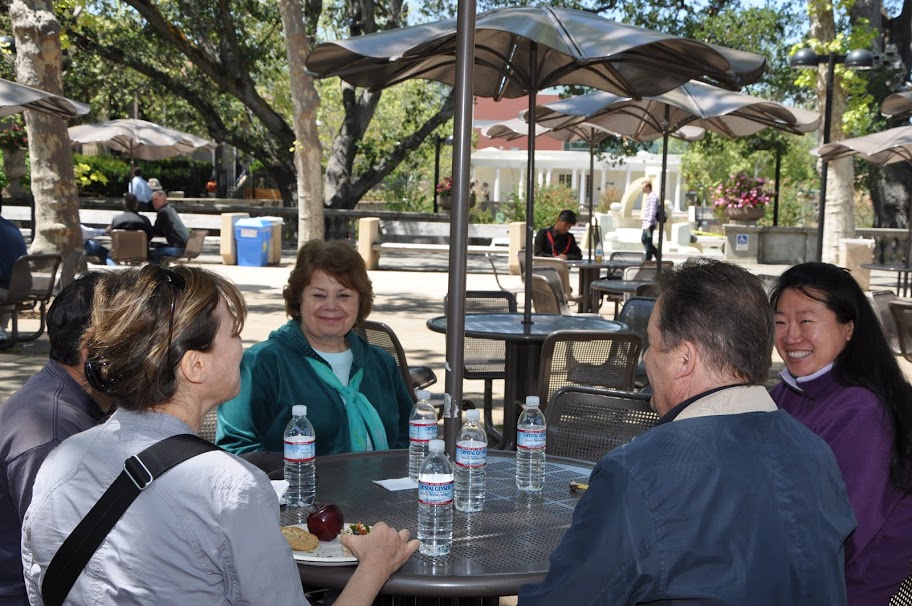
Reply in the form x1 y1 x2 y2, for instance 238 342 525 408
656 125 669 272
588 140 595 261
522 44 538 326
442 0 477 457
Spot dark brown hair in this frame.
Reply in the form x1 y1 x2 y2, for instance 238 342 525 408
283 240 373 324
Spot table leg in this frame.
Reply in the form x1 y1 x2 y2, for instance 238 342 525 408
577 267 599 314
501 341 544 450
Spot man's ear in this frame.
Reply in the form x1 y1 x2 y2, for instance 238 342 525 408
672 340 698 380
178 349 206 386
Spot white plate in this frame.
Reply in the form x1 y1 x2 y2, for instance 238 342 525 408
289 526 359 566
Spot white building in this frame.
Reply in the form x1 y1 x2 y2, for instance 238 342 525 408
471 146 686 215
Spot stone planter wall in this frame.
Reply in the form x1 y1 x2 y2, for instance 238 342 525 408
723 224 817 265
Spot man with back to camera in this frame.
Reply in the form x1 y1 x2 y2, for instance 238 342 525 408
129 167 153 211
640 180 659 261
533 209 582 260
149 189 189 265
0 199 27 344
0 273 113 605
107 192 153 240
518 259 857 605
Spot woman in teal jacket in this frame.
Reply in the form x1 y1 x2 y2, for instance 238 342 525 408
216 240 413 455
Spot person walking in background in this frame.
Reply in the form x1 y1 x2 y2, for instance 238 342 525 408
640 181 659 261
0 200 27 343
129 167 153 211
770 262 912 603
149 190 189 265
533 209 582 260
0 273 112 606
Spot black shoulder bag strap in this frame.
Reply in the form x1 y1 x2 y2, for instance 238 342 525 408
41 433 221 606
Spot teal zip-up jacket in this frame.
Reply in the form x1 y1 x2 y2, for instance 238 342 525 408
216 320 412 456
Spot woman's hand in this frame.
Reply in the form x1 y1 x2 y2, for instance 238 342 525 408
340 521 419 576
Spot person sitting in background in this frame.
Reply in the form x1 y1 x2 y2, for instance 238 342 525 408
533 209 582 260
0 273 111 606
21 265 418 605
149 190 189 265
81 224 115 266
148 177 163 193
217 240 412 457
128 167 152 211
770 262 912 603
108 192 152 239
519 259 855 606
0 200 27 343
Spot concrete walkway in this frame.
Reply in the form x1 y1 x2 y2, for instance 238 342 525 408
3 244 911 409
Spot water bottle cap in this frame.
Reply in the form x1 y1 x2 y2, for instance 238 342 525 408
525 396 540 407
465 409 480 421
416 389 431 401
292 404 307 416
429 439 445 452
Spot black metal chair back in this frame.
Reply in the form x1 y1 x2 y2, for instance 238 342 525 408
889 300 912 364
545 386 658 461
354 320 436 404
0 254 62 349
537 329 642 407
869 290 901 356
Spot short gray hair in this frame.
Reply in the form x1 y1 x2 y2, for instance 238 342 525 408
654 259 773 385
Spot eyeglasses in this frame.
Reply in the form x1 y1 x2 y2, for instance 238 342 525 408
149 266 186 368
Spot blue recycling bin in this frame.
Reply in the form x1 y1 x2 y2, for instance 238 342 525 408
234 218 272 267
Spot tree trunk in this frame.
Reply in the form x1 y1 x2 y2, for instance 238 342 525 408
277 0 324 243
808 0 855 262
10 0 81 257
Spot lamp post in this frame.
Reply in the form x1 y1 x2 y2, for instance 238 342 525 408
432 134 453 213
790 47 874 261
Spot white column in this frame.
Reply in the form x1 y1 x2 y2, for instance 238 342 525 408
579 170 587 208
518 168 525 199
674 173 683 211
493 169 502 202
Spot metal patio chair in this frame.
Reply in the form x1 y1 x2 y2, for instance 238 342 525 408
616 296 657 386
889 300 912 364
546 386 659 462
537 329 642 408
111 229 148 265
354 319 438 407
0 254 62 350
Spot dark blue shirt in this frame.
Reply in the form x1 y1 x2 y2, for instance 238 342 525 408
0 217 26 290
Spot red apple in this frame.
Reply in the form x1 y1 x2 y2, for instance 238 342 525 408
307 503 344 541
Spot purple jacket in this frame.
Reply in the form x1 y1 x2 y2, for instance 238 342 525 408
772 371 912 604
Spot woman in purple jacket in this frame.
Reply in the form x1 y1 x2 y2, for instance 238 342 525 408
770 262 912 604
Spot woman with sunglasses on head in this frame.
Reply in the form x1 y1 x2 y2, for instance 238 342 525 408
21 265 417 606
770 262 912 604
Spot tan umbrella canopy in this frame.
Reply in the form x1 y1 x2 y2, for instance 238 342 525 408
815 126 912 267
529 82 821 266
68 118 215 163
881 91 912 120
0 77 89 119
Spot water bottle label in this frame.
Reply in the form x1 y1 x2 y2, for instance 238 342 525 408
418 478 454 505
409 420 438 442
455 442 487 468
284 436 316 462
517 428 546 450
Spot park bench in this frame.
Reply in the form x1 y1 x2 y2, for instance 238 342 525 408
357 217 511 270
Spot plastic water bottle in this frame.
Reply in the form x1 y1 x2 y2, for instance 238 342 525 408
409 389 438 481
595 240 604 263
418 439 454 557
283 405 316 508
455 409 486 513
516 396 546 491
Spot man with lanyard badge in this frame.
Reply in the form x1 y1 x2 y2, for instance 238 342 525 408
533 209 582 260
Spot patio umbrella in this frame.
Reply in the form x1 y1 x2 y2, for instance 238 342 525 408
68 118 215 165
814 125 912 266
0 77 89 119
881 91 912 120
305 5 767 321
484 118 704 261
530 81 821 267
305 5 766 451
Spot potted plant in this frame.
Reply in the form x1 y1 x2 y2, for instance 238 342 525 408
713 173 770 222
436 176 476 210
